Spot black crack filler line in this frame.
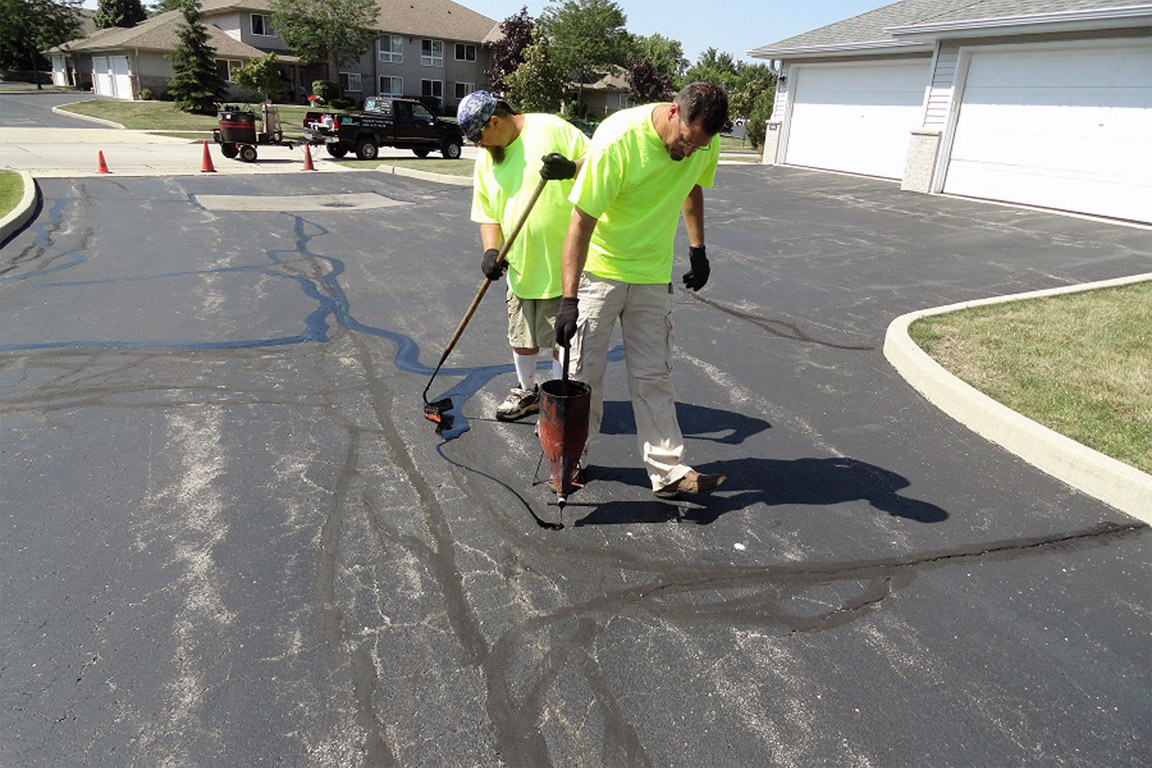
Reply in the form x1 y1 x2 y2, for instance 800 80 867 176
476 521 1145 767
687 291 873 351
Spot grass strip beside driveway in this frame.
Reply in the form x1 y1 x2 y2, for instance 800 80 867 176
910 281 1152 473
55 100 332 141
0 170 22 219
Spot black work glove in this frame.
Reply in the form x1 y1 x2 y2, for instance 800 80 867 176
681 245 710 292
540 153 577 181
554 297 579 347
481 248 505 281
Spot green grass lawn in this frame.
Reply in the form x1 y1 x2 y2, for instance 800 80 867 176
56 100 334 141
0 170 23 219
910 282 1152 473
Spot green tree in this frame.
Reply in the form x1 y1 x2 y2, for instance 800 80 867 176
166 0 227 114
270 0 376 81
233 53 283 102
505 27 565 113
95 0 146 28
681 47 738 91
636 32 685 82
0 0 83 87
148 0 184 15
486 6 534 93
729 61 775 122
540 0 631 106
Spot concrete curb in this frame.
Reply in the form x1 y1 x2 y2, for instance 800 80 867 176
51 104 125 128
375 163 473 187
884 273 1152 523
0 170 39 245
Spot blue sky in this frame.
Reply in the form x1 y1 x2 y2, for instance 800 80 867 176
469 0 889 64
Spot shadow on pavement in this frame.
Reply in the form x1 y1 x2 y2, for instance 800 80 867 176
574 455 950 527
600 400 771 445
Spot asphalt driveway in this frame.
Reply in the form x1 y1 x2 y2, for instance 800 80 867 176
1 164 1149 767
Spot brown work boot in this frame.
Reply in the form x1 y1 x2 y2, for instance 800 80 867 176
655 470 726 498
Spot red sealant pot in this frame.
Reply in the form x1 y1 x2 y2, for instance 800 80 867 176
538 378 591 499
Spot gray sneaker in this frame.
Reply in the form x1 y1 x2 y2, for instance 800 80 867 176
496 385 540 421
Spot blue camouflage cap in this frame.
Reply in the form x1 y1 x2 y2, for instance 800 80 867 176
457 90 500 142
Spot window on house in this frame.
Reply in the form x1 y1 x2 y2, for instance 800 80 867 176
454 82 475 100
378 35 402 63
251 14 274 36
378 76 403 97
421 79 443 100
454 43 476 62
215 59 242 83
421 39 443 67
339 72 362 92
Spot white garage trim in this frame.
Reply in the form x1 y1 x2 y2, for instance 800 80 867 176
937 38 1152 223
780 59 931 179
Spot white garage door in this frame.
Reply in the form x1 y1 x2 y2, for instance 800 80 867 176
110 55 132 99
784 61 930 178
92 56 113 97
944 41 1152 223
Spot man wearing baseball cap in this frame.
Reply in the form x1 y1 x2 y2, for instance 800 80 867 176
458 91 589 422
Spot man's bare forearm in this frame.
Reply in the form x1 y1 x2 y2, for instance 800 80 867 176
480 223 503 252
562 207 598 297
681 184 705 247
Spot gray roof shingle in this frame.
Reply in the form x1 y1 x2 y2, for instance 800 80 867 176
750 0 1150 56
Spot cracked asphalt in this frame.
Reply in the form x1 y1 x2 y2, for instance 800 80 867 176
1 163 1149 767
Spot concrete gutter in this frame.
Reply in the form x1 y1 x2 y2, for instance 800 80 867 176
376 163 473 187
51 105 125 128
0 170 39 246
884 273 1152 523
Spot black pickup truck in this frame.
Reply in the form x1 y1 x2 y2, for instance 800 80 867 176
303 97 465 161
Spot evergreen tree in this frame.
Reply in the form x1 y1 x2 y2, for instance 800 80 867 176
95 0 146 28
485 6 534 93
505 27 564 113
166 0 227 114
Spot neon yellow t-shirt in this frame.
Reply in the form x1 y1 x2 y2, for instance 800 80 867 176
568 104 718 284
470 114 588 299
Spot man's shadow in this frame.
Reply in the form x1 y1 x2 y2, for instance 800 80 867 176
576 456 949 526
574 401 947 526
599 400 770 446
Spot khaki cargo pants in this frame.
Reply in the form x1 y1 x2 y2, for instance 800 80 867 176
569 273 692 491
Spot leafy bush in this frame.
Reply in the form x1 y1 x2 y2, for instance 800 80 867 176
234 54 283 102
311 80 338 102
139 88 153 100
327 97 354 110
745 89 773 150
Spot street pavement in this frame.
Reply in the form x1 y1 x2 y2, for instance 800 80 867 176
0 90 482 178
1 96 1150 767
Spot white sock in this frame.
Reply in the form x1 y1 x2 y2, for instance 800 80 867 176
551 356 563 381
513 352 536 390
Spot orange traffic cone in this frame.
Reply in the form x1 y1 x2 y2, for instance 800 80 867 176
200 141 216 173
96 151 110 173
302 144 315 171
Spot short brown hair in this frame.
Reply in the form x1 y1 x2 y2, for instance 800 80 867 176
674 82 729 136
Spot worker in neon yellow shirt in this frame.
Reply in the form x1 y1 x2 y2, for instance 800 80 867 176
459 91 588 421
555 83 728 497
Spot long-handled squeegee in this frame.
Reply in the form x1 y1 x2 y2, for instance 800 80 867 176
423 176 549 425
